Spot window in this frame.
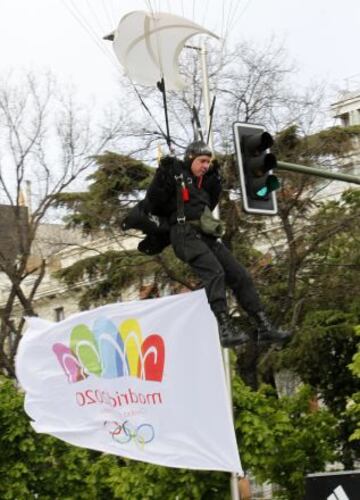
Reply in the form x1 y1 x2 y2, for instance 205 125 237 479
340 113 349 127
54 306 65 322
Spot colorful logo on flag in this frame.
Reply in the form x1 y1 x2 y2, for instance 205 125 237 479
52 317 165 384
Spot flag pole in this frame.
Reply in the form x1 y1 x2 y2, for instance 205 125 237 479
201 38 241 500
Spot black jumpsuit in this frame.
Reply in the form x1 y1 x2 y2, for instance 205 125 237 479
145 159 262 316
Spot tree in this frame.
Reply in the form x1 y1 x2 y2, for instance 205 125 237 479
0 375 126 499
8 41 359 495
347 326 360 441
0 372 339 500
247 142 360 466
233 379 338 500
0 71 125 376
276 311 360 468
0 375 231 499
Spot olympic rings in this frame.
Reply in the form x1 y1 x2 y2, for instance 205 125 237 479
104 420 155 447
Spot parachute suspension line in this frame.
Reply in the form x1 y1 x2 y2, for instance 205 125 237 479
157 78 173 152
237 0 254 28
144 0 156 16
65 0 105 51
129 80 170 145
180 0 185 17
206 96 216 145
85 0 108 36
211 0 253 96
153 0 161 13
219 0 227 44
101 0 116 28
223 0 252 41
221 0 237 41
63 0 118 70
202 0 247 139
156 0 163 13
200 0 211 31
147 0 158 14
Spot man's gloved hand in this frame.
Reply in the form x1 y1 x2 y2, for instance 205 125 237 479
159 155 176 169
138 234 170 255
210 158 221 171
205 158 222 182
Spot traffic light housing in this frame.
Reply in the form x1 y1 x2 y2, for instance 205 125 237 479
233 122 280 215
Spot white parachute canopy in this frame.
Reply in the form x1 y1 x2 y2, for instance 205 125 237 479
112 10 219 90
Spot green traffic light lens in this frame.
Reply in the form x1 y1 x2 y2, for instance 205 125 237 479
268 175 280 191
256 186 268 197
255 175 280 198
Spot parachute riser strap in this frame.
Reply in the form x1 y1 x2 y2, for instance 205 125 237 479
191 106 204 142
157 78 172 152
175 174 186 224
206 96 216 145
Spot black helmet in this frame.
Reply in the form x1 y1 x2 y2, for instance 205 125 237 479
184 141 212 163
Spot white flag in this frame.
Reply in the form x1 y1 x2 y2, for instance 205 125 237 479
16 289 242 474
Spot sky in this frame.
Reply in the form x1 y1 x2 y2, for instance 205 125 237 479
0 0 359 111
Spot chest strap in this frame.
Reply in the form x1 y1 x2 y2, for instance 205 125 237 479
175 173 186 224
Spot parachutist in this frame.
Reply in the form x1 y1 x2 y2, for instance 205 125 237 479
125 141 291 347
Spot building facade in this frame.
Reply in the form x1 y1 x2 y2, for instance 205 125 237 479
0 223 142 323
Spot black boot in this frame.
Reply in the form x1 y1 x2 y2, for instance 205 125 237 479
252 311 291 344
216 312 250 348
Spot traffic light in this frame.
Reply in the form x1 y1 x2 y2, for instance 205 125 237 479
233 122 280 215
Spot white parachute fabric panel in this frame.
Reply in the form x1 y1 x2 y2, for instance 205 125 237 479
113 10 219 90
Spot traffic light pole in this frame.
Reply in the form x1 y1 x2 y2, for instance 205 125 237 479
277 161 360 185
200 40 213 151
201 41 241 500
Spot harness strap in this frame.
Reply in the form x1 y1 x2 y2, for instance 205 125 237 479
175 174 186 224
